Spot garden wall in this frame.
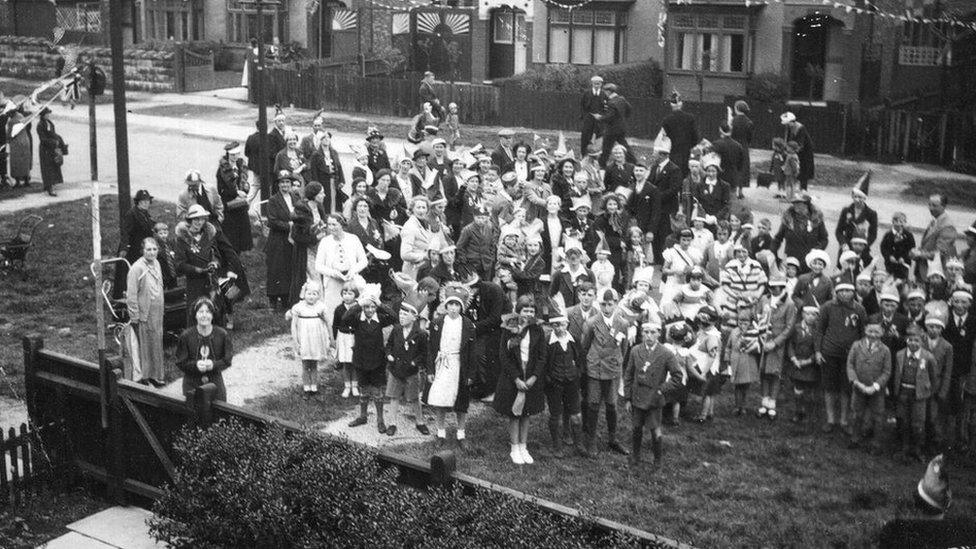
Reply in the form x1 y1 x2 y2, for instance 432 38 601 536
0 36 177 92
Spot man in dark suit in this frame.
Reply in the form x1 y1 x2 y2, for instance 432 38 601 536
623 322 681 467
594 83 634 167
648 138 683 264
267 112 287 179
566 199 599 260
579 75 607 154
710 121 748 199
418 71 444 119
465 275 512 400
491 128 516 171
660 92 699 178
942 289 976 450
730 100 754 191
628 161 662 246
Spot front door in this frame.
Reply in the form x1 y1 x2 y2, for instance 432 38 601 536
790 14 831 100
489 8 526 79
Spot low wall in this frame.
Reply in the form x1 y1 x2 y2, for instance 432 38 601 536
0 36 177 93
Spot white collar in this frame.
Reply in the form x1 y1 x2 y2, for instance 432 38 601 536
549 332 574 345
359 311 376 322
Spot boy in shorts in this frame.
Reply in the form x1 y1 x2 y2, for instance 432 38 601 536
385 302 429 436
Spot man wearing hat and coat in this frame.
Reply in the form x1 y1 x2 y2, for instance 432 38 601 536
911 193 958 280
648 135 683 264
365 127 390 175
836 173 879 252
491 129 516 172
710 121 747 199
178 169 224 226
628 160 662 245
580 75 607 154
661 92 699 178
593 83 634 167
781 112 814 191
730 100 753 184
462 273 512 400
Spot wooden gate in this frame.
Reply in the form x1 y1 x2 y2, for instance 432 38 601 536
178 47 216 93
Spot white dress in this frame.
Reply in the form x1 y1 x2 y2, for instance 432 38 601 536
661 245 703 304
315 232 367 333
289 301 330 360
426 315 463 407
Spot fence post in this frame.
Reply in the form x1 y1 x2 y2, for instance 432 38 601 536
429 450 456 486
193 383 217 428
22 336 43 422
106 367 125 503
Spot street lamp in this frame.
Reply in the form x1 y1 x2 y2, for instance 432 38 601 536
238 0 281 205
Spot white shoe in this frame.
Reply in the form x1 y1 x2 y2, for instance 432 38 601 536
351 386 361 397
519 444 534 465
510 446 525 465
341 387 351 398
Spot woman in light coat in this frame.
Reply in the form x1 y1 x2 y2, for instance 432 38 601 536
126 237 166 386
399 196 440 280
315 214 368 327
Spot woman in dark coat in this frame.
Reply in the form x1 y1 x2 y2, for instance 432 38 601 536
835 187 878 251
113 190 156 298
782 113 814 191
6 104 32 187
266 173 297 309
175 297 233 402
273 132 307 186
771 194 829 274
289 182 327 304
215 142 253 252
593 193 630 291
174 206 226 326
308 133 346 214
36 107 63 196
347 196 390 290
730 100 754 189
494 298 546 464
367 169 406 273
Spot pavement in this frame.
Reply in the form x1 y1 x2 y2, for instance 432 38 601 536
37 506 163 549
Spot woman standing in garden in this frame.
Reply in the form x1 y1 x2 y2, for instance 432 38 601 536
176 297 233 402
494 297 546 465
266 172 297 310
216 141 252 252
315 213 368 328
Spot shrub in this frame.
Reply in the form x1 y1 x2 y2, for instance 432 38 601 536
150 419 655 548
504 59 663 98
745 71 791 103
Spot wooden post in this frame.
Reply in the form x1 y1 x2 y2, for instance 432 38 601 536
256 0 270 210
21 336 43 423
106 368 125 503
88 61 98 181
193 383 217 428
91 181 109 430
429 450 456 486
109 0 132 225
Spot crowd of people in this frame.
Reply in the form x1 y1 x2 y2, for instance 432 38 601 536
111 73 976 473
0 91 68 196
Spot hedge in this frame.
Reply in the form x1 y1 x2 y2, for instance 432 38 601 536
502 60 663 98
149 419 655 549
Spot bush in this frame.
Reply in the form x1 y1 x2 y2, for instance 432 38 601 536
504 59 663 98
150 419 654 548
745 71 791 103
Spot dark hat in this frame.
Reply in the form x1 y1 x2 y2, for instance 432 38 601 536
734 99 750 113
366 126 384 140
423 125 439 135
374 168 393 181
223 141 242 152
668 90 682 104
413 142 433 160
276 170 295 183
473 205 490 217
678 228 694 239
39 106 52 116
603 83 618 93
134 189 154 202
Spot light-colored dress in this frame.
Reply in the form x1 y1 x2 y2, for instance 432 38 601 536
427 315 463 407
125 257 165 382
673 283 712 320
315 232 367 332
661 245 703 304
289 300 330 360
399 215 436 280
592 258 615 296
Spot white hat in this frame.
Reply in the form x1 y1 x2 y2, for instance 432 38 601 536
186 204 209 219
632 266 654 286
780 111 797 124
925 316 946 328
835 282 855 292
365 244 392 261
701 152 722 172
839 250 859 264
805 249 830 269
653 133 672 154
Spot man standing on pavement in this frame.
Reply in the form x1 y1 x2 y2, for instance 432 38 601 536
710 121 748 199
580 75 607 155
911 194 958 279
594 83 634 167
661 91 699 179
491 129 516 172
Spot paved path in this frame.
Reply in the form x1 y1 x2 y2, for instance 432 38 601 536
37 506 163 549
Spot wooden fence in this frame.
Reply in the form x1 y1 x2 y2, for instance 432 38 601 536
21 336 681 547
257 68 852 155
849 108 976 167
1 420 68 506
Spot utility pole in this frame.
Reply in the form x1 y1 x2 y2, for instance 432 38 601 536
88 60 98 181
91 179 107 429
108 0 131 227
240 0 280 206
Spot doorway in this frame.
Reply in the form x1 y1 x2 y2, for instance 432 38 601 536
488 7 527 79
790 14 835 100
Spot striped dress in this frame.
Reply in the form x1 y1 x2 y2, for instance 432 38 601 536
718 258 768 316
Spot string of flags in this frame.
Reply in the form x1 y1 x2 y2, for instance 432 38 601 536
537 0 597 11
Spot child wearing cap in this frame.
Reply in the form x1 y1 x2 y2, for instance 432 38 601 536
880 212 915 282
788 305 820 423
922 316 954 453
385 302 430 436
893 326 938 461
727 310 762 416
623 322 682 468
792 249 834 308
456 204 499 281
286 282 331 398
426 285 476 447
869 290 910 400
543 315 586 457
549 244 595 312
341 291 397 433
580 288 631 456
757 275 796 419
846 320 891 449
496 226 526 275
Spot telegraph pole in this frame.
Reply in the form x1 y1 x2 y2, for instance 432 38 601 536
108 0 131 225
88 61 98 181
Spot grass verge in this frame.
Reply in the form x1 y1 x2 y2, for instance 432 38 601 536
0 486 108 548
396 393 976 547
245 366 353 430
0 196 281 400
903 177 976 207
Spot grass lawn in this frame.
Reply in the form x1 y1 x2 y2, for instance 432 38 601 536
0 196 284 400
394 394 976 547
903 177 976 207
0 486 108 548
246 369 353 430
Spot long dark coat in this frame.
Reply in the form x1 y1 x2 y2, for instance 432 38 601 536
342 303 396 372
113 206 156 298
710 136 748 190
308 146 346 213
216 157 253 252
7 112 32 179
265 191 295 300
835 203 879 248
466 281 512 399
36 118 63 186
661 110 699 177
730 113 754 182
493 324 547 417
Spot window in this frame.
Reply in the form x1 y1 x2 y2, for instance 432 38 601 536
670 12 750 74
227 0 286 44
144 0 203 42
547 7 626 65
898 21 948 66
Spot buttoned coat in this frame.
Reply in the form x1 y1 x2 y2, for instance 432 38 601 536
923 336 955 401
623 342 682 410
894 348 937 400
761 297 797 376
916 212 958 279
581 314 629 380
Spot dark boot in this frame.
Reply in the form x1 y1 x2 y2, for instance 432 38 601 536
348 398 369 427
652 435 663 468
375 400 386 434
570 420 588 457
583 405 599 456
562 411 573 446
548 418 563 456
629 429 643 467
606 405 630 456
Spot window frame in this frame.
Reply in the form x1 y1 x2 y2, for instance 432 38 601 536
545 6 627 66
226 0 287 45
143 0 203 42
668 10 752 76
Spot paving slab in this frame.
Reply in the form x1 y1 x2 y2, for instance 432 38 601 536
65 506 164 549
37 531 118 549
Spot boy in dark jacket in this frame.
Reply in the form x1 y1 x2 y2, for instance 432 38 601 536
894 326 937 462
385 302 429 436
544 315 585 457
817 282 866 434
880 212 915 281
623 322 682 468
846 320 891 449
342 293 396 433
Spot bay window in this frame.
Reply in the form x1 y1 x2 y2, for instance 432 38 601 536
670 12 750 74
144 0 203 41
547 7 626 66
227 0 287 45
